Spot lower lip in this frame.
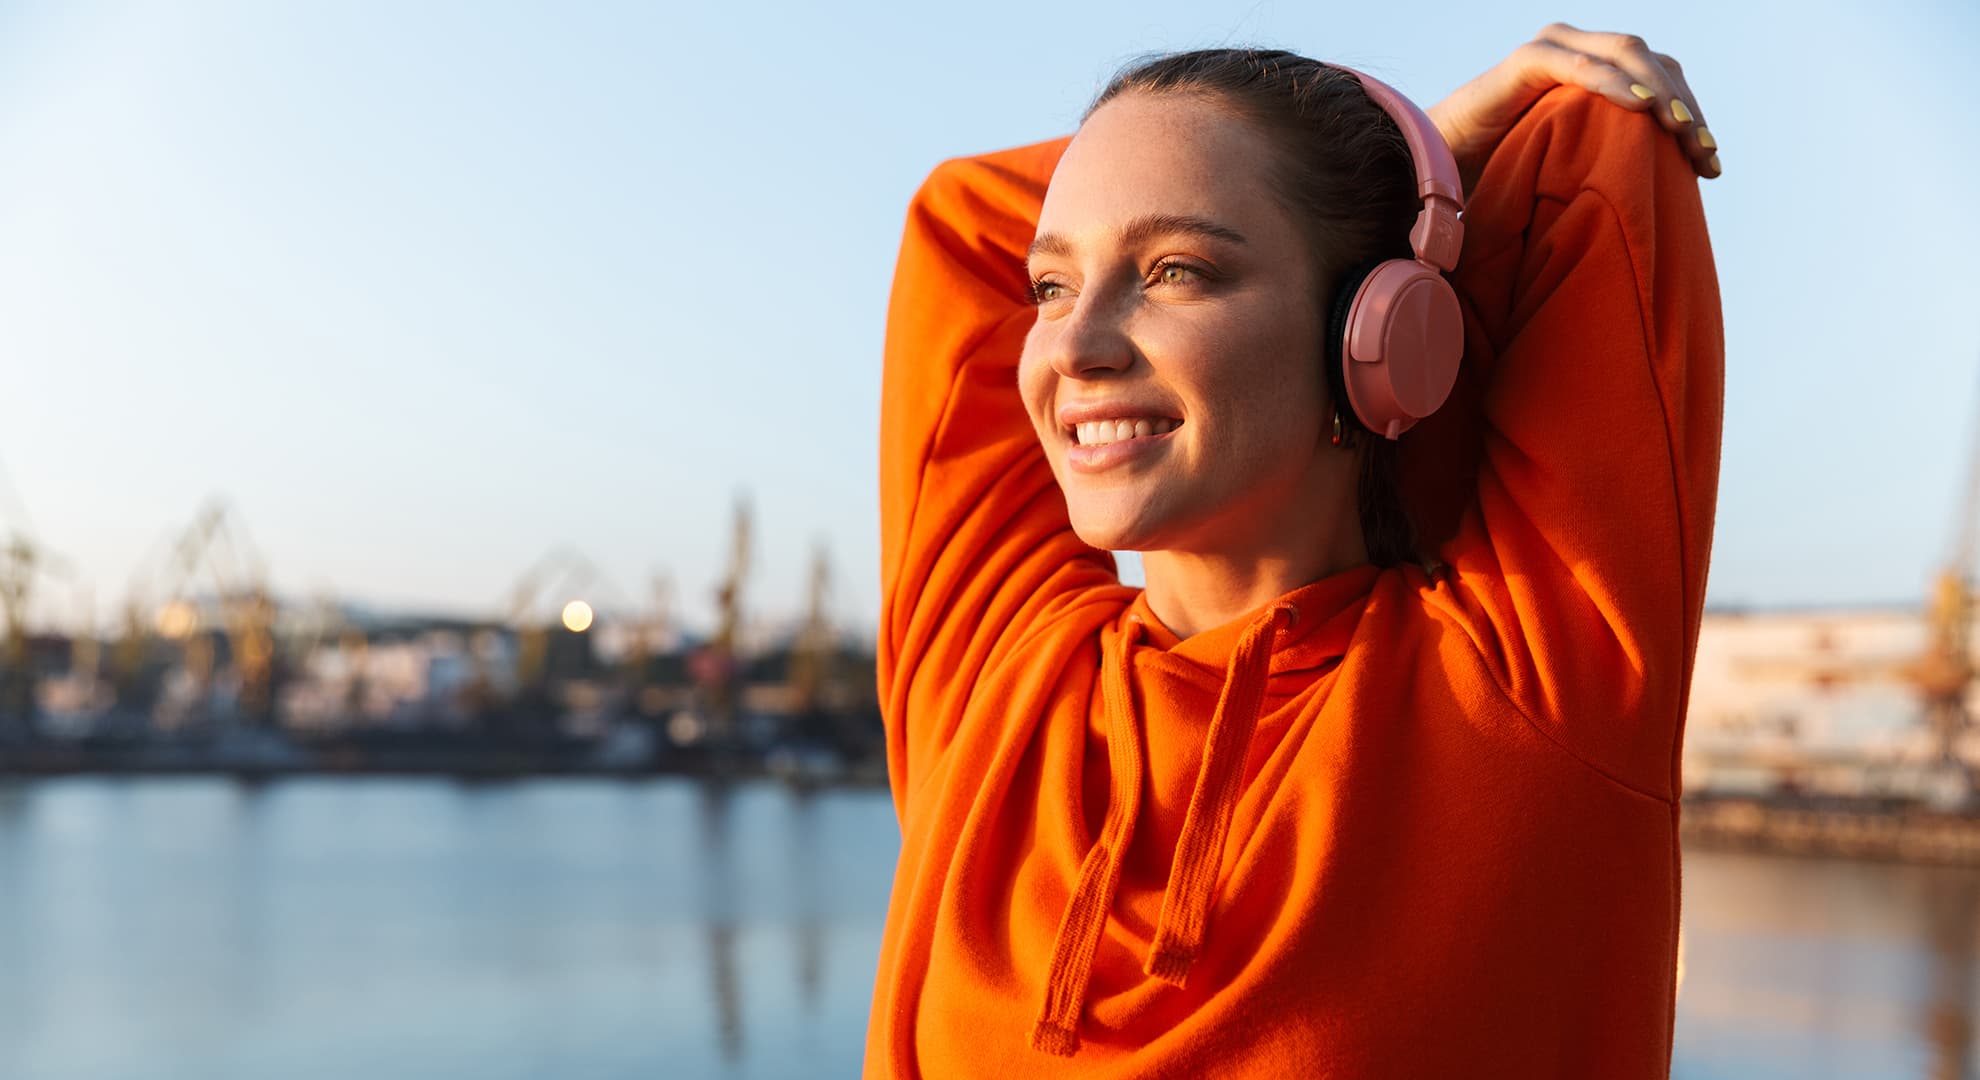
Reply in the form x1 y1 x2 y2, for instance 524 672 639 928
1065 429 1177 473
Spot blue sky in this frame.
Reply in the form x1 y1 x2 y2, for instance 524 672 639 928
0 1 1975 634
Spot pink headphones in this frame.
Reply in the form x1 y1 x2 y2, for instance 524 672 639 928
1326 65 1466 440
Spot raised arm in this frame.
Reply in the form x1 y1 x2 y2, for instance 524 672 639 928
1428 85 1725 801
878 137 1122 811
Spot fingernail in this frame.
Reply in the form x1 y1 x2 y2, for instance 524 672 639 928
1696 127 1717 150
1707 153 1721 174
1670 99 1694 124
1629 83 1656 101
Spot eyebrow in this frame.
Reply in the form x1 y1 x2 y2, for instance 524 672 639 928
1026 213 1249 265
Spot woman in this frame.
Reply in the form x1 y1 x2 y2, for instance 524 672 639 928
870 25 1723 1079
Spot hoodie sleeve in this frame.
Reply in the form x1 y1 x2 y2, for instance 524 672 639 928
878 136 1121 810
1430 86 1725 801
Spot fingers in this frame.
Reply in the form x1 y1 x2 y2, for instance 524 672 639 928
1516 39 1655 115
1655 55 1720 177
1533 23 1721 179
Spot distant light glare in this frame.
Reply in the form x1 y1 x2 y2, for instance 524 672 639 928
156 602 198 639
561 600 594 633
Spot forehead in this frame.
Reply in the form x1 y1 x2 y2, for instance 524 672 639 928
1036 92 1288 244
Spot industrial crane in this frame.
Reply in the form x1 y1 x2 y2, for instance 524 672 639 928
624 572 675 718
502 544 604 691
689 498 752 742
459 544 616 730
1912 375 1980 807
0 457 69 735
0 533 47 731
284 590 362 729
1695 368 1980 809
147 500 279 726
788 543 835 717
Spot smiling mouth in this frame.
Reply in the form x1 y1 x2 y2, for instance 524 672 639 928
1069 417 1182 447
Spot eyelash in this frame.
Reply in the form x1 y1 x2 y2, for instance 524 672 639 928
1027 257 1210 305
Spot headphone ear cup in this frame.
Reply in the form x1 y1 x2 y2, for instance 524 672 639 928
1324 263 1378 434
1339 258 1464 439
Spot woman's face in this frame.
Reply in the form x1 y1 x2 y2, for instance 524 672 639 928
1019 91 1334 554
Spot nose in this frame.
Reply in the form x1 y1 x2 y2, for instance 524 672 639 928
1043 290 1135 380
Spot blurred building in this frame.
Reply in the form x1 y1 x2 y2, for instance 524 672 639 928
1684 608 1979 801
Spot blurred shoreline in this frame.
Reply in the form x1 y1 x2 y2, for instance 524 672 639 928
0 718 888 787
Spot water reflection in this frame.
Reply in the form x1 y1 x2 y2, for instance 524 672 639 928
1675 848 1980 1079
1921 871 1977 1080
698 782 744 1063
690 782 837 1061
0 778 897 1080
1 778 1974 1078
787 786 826 1014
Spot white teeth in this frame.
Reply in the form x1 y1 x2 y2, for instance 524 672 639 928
1072 417 1180 446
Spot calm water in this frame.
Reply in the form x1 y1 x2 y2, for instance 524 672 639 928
0 779 1973 1080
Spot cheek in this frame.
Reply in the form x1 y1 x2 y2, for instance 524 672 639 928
1021 328 1085 455
1241 300 1325 403
1016 333 1056 438
1165 312 1320 421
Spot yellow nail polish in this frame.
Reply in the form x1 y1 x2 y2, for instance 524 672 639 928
1707 153 1721 174
1696 127 1717 150
1670 99 1694 124
1629 83 1656 100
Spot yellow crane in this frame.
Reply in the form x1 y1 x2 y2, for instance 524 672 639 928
283 590 360 730
502 545 602 691
0 459 68 732
109 527 192 716
0 533 47 728
625 572 675 718
1703 370 1980 808
711 499 751 659
1912 376 1980 806
690 498 752 741
460 544 615 728
788 542 835 716
149 500 278 726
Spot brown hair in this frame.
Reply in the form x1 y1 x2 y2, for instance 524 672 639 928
1085 48 1421 567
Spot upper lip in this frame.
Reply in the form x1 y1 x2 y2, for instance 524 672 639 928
1055 400 1184 430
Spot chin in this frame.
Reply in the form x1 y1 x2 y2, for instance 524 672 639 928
1066 492 1172 553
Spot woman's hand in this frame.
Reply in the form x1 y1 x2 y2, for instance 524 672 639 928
1425 24 1719 198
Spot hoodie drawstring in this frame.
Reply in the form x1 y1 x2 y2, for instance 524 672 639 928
1030 603 1295 1056
1031 617 1147 1057
1145 603 1295 985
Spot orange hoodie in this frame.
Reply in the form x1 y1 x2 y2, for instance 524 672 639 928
868 86 1723 1078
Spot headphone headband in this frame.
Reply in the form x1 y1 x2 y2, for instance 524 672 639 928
1328 65 1465 272
1318 63 1467 441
